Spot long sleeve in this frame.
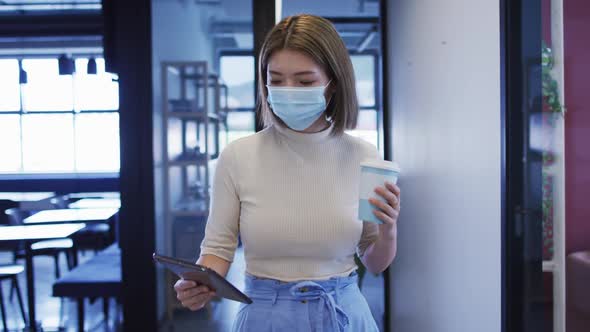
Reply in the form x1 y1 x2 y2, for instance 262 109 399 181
200 144 241 262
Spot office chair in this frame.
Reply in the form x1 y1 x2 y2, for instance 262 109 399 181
4 208 74 279
0 264 27 331
50 195 112 254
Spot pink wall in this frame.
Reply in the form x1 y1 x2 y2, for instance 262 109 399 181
565 0 590 254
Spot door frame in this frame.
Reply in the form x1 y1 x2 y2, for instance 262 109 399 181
501 0 545 331
108 0 158 331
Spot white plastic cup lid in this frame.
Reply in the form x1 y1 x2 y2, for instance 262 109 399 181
360 159 401 173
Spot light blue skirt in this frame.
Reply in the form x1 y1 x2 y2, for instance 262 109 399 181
232 272 379 332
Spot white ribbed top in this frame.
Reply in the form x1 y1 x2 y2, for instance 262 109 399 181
200 123 381 282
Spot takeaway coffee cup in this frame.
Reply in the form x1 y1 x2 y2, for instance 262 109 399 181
358 159 401 224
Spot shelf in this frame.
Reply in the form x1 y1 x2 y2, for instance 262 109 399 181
168 159 206 167
171 210 208 217
168 156 216 167
218 110 228 120
543 260 556 272
162 61 227 321
172 197 209 217
180 73 219 80
166 111 220 120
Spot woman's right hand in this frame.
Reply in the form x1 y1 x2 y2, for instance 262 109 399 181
174 279 216 311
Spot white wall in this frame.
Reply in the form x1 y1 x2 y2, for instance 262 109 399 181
387 1 502 331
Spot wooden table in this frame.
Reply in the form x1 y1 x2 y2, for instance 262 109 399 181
24 208 119 225
0 223 86 332
68 198 121 209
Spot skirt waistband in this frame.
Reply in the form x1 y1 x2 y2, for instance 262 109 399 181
243 272 358 332
244 272 358 295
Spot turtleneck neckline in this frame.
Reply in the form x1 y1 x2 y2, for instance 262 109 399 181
272 122 335 144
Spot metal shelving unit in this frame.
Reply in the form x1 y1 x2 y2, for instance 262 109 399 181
161 61 229 230
160 61 229 319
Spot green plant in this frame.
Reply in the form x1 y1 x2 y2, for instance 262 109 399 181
542 41 565 114
540 40 564 260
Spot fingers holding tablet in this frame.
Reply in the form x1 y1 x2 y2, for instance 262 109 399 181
174 279 216 311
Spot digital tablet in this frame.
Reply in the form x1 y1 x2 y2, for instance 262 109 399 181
153 253 252 304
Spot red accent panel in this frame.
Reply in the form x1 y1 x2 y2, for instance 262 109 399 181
564 0 590 255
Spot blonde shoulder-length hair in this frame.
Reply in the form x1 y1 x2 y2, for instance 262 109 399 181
257 14 358 135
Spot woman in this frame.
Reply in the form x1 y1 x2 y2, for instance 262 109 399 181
174 14 401 331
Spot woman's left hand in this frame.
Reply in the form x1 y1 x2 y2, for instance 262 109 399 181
368 181 401 238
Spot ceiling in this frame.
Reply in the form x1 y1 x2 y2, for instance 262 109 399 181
0 0 382 54
0 0 100 13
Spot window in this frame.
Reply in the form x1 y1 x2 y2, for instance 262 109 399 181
21 113 76 172
219 55 255 110
347 54 379 147
219 54 256 147
21 59 74 111
74 58 119 110
74 112 120 172
352 55 376 108
0 56 120 174
0 59 20 111
225 112 256 145
0 115 22 172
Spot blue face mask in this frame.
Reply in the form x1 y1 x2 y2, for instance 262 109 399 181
266 81 331 131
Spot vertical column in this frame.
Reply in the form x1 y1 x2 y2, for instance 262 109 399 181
551 1 566 331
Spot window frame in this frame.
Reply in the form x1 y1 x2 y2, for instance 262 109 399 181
0 55 120 176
